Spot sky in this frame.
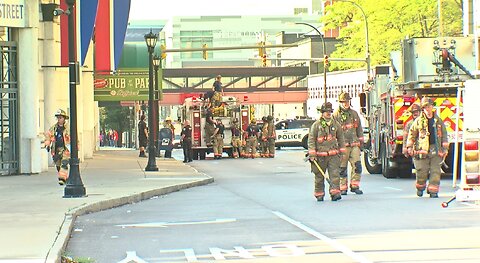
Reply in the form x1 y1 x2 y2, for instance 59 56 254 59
129 0 313 21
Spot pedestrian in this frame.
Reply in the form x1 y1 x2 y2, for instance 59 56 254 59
245 119 260 159
266 115 276 158
212 118 225 159
211 75 223 107
138 115 148 157
308 102 345 202
163 117 175 158
113 129 119 147
230 118 243 158
333 92 365 195
406 97 448 198
44 109 71 185
181 120 193 163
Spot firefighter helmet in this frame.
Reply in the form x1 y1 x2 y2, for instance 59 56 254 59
421 97 435 108
165 116 173 122
317 102 334 113
262 116 267 122
409 103 421 113
338 92 351 102
54 109 69 119
251 118 257 124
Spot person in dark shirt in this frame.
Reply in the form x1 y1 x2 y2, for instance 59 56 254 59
212 119 225 159
204 107 215 146
138 115 148 157
211 75 223 107
181 120 193 163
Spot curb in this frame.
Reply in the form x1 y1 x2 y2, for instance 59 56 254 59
46 176 214 263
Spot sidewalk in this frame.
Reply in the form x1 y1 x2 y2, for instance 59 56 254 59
0 149 213 263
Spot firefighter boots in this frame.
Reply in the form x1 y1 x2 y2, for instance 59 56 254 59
331 194 342 201
341 190 348 195
351 188 363 195
417 190 424 197
316 196 324 202
429 193 438 198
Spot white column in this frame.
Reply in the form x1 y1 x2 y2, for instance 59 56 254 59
17 2 41 174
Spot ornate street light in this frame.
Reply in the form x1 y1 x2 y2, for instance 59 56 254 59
295 22 328 104
152 54 161 157
144 30 158 171
60 0 85 198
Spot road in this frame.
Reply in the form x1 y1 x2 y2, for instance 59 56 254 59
65 148 480 262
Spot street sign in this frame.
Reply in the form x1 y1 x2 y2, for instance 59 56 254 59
94 74 152 101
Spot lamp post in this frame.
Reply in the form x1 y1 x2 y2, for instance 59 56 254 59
295 22 328 103
337 0 371 81
63 0 86 198
144 30 158 171
152 55 161 157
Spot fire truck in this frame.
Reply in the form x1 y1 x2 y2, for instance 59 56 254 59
179 96 252 160
361 36 476 178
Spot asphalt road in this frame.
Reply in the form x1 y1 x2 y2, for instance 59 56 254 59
65 148 480 262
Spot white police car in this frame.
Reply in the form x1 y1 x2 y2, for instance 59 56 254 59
275 119 315 149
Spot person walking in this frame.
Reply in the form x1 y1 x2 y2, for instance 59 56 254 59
163 117 175 158
138 115 148 157
212 118 225 159
403 103 422 156
181 120 193 163
44 109 71 185
406 97 448 198
308 102 345 202
333 92 365 195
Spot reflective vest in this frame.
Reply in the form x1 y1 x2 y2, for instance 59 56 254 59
307 118 346 157
333 107 364 145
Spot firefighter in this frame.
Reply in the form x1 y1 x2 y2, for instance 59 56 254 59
308 102 346 201
211 75 223 107
333 92 364 195
44 109 71 185
260 116 269 157
402 103 422 156
181 120 193 163
245 119 260 158
230 118 242 158
266 115 276 158
204 107 215 147
406 97 448 198
212 118 225 159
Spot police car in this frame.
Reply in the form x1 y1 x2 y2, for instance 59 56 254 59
275 119 315 149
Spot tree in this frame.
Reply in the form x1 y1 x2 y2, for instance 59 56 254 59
322 0 463 71
101 105 132 147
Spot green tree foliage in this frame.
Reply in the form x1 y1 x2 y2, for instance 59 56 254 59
100 105 132 146
321 0 463 70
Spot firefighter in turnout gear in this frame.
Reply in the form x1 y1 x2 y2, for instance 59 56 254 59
212 118 225 159
333 92 364 195
406 97 448 198
44 109 71 185
308 102 346 201
204 107 215 147
245 119 260 158
230 118 243 158
266 115 276 158
260 116 269 157
403 103 422 156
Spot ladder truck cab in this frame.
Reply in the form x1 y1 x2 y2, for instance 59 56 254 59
361 36 477 179
179 95 251 160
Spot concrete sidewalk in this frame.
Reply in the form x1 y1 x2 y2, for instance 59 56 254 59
0 149 213 263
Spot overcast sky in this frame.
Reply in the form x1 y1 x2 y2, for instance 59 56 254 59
129 0 313 20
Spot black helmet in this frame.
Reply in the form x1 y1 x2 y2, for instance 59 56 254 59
262 116 267 121
317 102 334 113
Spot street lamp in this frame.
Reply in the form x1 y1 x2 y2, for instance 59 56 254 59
152 54 161 157
144 30 158 171
295 22 328 103
61 0 86 198
337 0 371 81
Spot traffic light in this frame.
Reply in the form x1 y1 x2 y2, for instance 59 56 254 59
324 55 329 67
202 44 208 60
262 54 267 67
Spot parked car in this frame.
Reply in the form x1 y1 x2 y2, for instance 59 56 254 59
275 118 315 149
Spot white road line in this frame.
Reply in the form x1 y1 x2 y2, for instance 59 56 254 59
272 211 372 263
117 218 237 228
384 186 403 191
